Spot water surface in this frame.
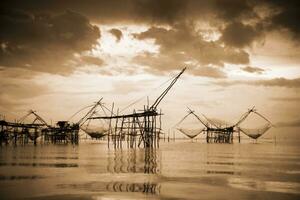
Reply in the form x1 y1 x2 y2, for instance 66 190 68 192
0 140 299 199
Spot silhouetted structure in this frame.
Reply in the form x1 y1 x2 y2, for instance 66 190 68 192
175 107 273 143
89 68 186 148
0 110 48 145
0 110 80 145
43 121 79 144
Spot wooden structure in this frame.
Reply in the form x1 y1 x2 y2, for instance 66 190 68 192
175 107 272 143
43 121 79 144
89 67 186 148
0 110 80 145
68 98 112 140
0 110 48 145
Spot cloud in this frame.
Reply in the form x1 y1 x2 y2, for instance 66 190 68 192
189 66 227 79
0 0 299 77
268 0 300 39
109 28 123 42
241 66 265 74
0 0 257 25
79 56 104 66
276 119 300 127
0 95 25 110
0 0 189 24
133 22 249 76
212 0 256 21
215 77 300 88
0 9 100 74
220 22 263 48
1 1 299 40
0 77 50 110
0 81 48 100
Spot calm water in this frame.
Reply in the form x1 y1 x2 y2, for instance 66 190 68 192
0 140 300 200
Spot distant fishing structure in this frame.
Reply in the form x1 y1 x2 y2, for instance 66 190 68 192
0 110 49 145
0 67 186 147
0 109 81 145
0 66 274 146
174 107 273 143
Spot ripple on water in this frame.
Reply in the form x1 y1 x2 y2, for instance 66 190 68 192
228 177 300 194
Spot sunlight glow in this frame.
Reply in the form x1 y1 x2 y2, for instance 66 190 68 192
92 25 159 58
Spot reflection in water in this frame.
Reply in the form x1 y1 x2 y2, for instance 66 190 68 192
228 177 300 194
0 162 78 168
56 148 161 196
0 142 300 200
206 170 237 175
206 161 235 166
107 148 160 174
58 181 160 195
0 175 45 180
12 156 79 160
106 181 160 195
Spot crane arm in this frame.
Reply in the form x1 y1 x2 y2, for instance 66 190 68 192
77 98 103 126
150 67 186 110
201 114 221 128
173 111 192 128
29 110 49 127
234 106 255 127
253 111 274 126
187 107 209 128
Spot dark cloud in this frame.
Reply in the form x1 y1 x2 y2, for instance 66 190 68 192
220 22 263 48
213 0 256 21
109 28 123 42
215 77 300 88
0 0 257 24
133 0 187 24
134 22 249 76
276 119 300 127
0 9 100 74
0 0 188 24
1 0 299 37
0 0 299 76
267 0 300 39
241 66 265 74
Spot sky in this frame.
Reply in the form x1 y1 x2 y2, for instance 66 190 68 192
0 0 299 138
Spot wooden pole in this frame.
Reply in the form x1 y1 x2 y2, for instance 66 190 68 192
108 102 114 149
114 108 119 149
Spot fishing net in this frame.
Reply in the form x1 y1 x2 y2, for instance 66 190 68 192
27 130 41 141
238 110 272 139
174 111 205 139
203 116 234 128
81 117 109 139
18 110 48 126
17 111 47 140
70 100 111 138
239 124 271 139
82 127 108 139
177 128 204 139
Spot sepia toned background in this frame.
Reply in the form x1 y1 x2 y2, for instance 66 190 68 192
0 0 299 138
